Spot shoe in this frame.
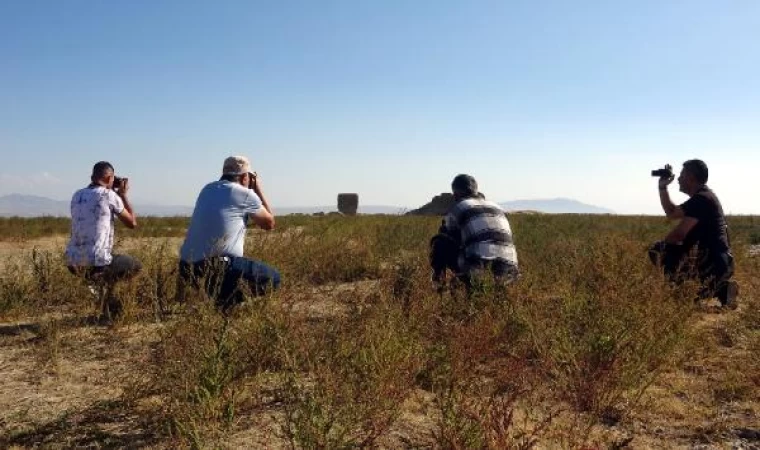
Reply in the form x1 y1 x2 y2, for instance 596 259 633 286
87 284 104 298
720 281 739 310
101 294 123 321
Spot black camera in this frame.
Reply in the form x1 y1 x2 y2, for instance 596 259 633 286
113 176 127 190
651 167 673 178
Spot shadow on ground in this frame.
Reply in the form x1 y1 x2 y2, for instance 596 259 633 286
0 399 163 449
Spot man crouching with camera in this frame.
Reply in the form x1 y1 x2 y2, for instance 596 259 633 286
65 161 141 321
177 156 280 312
649 159 739 309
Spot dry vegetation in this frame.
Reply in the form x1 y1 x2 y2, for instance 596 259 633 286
0 214 758 449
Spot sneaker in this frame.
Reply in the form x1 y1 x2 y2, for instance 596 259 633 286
720 281 739 310
87 284 102 298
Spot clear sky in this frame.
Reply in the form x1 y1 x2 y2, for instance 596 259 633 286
1 0 758 214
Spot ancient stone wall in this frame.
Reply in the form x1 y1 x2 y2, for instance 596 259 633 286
337 193 359 215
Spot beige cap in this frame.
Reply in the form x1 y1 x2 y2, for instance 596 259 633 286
222 156 251 175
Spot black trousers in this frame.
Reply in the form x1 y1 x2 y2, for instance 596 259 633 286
648 241 734 303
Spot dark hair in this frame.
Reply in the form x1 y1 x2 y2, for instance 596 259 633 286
220 174 238 182
91 161 114 180
451 174 478 198
683 159 708 184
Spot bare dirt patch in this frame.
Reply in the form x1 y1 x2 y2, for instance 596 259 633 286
0 315 163 447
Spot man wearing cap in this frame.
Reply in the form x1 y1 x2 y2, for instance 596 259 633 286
430 174 519 292
65 161 141 320
178 156 280 310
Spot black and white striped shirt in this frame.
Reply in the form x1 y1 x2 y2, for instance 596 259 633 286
442 198 518 265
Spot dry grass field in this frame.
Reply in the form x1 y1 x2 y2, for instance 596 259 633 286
0 215 758 449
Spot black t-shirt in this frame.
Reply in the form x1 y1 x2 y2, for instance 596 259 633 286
680 186 730 256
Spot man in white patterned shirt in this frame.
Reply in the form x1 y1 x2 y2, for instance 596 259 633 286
65 161 140 319
430 174 519 290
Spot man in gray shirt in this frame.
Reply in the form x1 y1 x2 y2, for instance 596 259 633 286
179 156 280 310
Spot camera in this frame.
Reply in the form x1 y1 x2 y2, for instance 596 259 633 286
247 171 257 190
651 167 673 178
113 176 128 190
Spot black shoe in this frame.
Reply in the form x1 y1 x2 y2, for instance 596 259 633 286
719 281 739 310
102 295 123 321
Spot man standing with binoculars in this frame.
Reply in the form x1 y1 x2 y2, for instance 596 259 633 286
649 159 739 309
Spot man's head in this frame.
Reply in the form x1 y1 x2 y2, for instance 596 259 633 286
678 159 708 195
221 155 254 187
451 174 479 201
91 161 115 188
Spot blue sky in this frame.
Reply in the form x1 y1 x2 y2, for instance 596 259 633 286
1 0 758 214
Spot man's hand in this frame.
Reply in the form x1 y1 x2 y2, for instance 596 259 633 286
113 177 129 197
250 172 263 195
118 178 130 196
658 164 675 189
247 171 274 229
658 165 685 219
115 178 137 229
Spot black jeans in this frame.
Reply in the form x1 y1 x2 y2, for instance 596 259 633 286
178 256 281 310
648 241 735 303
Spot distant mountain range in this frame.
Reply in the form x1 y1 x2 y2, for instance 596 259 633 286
500 198 614 214
0 194 195 217
0 194 613 217
0 194 70 217
0 194 406 217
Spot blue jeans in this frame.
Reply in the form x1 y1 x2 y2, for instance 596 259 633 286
179 256 281 310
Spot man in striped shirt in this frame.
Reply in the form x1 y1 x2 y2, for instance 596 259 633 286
430 174 519 291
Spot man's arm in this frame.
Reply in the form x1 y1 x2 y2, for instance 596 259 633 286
440 213 462 246
438 219 448 235
659 188 684 220
248 174 275 230
663 217 698 244
115 179 137 229
658 166 684 220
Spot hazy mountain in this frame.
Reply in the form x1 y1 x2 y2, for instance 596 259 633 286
0 194 70 217
0 194 194 217
0 194 406 217
0 194 612 217
406 194 614 216
500 198 614 214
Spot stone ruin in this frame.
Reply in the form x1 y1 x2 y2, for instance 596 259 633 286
337 193 359 216
405 193 455 216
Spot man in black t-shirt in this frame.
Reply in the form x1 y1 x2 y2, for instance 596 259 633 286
649 159 739 308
